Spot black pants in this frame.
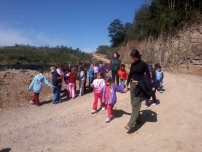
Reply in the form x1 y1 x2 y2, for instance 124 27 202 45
112 70 119 85
84 78 87 93
151 90 156 103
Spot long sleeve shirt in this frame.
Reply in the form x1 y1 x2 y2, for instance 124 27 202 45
127 60 150 85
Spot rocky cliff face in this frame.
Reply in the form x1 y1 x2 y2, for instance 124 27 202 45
118 16 202 75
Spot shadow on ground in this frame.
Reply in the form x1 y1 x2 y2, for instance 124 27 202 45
128 109 158 134
0 148 11 152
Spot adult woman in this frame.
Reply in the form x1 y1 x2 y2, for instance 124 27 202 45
108 52 121 85
125 49 150 131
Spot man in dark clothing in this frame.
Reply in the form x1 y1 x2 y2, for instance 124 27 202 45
50 66 62 104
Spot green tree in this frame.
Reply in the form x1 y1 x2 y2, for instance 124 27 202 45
96 45 110 54
108 19 125 47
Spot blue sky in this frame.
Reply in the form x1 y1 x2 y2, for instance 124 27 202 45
0 0 145 52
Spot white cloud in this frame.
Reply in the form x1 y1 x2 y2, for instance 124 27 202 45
0 24 68 47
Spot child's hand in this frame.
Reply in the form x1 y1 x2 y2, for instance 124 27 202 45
123 87 128 93
152 87 155 91
90 84 94 88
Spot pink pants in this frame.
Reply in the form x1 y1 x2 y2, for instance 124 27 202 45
68 83 75 98
107 104 114 118
93 93 105 110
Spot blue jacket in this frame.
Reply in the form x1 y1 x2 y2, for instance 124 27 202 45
88 67 94 78
98 67 104 76
156 70 164 81
29 74 53 93
100 85 124 105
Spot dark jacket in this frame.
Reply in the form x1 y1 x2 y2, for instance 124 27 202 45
109 58 121 71
52 71 62 88
149 77 158 89
134 75 152 99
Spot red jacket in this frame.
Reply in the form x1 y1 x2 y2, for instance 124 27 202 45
68 72 76 84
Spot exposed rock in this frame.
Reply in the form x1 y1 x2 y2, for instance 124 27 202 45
118 16 202 75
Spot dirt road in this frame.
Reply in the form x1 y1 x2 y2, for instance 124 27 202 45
1 62 202 151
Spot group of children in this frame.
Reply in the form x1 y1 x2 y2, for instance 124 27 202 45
28 61 163 122
145 62 164 108
28 61 129 122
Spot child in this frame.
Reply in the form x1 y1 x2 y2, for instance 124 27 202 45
90 72 106 114
67 67 77 99
145 70 158 107
103 62 108 79
88 63 94 92
78 66 85 96
56 64 64 94
147 62 153 71
50 66 62 104
82 62 88 93
93 63 98 79
100 76 128 123
98 61 105 77
28 69 53 106
156 65 164 93
118 64 128 88
64 65 70 97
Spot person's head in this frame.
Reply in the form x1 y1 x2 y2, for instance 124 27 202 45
38 69 44 74
157 65 162 71
57 64 63 70
121 64 125 69
50 66 56 73
99 61 103 67
97 72 103 79
130 49 141 62
105 76 113 86
78 66 84 72
150 70 156 77
90 63 94 68
148 62 151 66
155 63 160 69
71 67 78 77
113 52 120 59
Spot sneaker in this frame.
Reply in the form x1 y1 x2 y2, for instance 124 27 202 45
105 118 110 123
152 103 157 106
102 107 106 111
30 101 34 104
91 110 97 114
110 115 115 120
145 105 148 108
124 125 132 131
52 102 57 104
160 91 163 93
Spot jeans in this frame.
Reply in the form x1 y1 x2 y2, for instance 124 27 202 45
89 77 94 91
52 87 62 104
112 70 119 85
157 80 162 91
120 79 126 88
79 80 85 95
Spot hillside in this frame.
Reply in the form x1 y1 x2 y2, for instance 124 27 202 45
0 45 92 65
114 15 202 75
